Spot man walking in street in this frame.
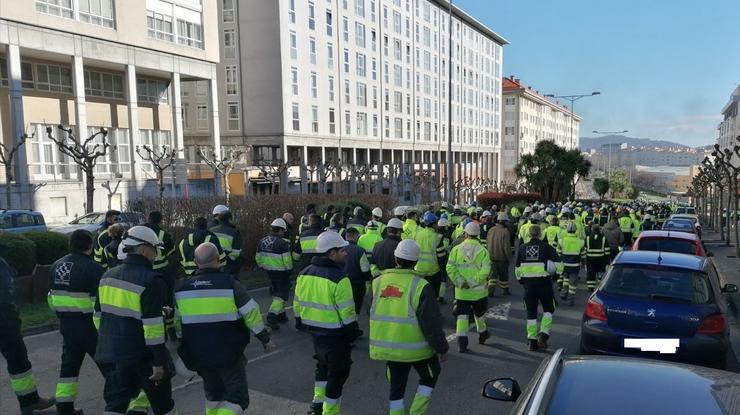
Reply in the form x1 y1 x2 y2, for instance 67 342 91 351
175 242 274 415
210 208 244 275
295 214 325 272
414 212 445 298
557 223 586 306
256 218 294 330
446 222 492 353
343 227 372 315
371 218 404 277
370 240 449 415
49 230 105 415
293 231 361 415
487 213 512 297
585 224 610 292
93 209 121 269
179 217 225 276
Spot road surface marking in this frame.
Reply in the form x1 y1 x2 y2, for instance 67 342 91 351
484 302 511 320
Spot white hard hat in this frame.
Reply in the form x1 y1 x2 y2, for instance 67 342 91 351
212 204 229 215
372 207 383 217
530 213 543 221
117 242 127 260
315 231 349 253
353 206 364 216
394 239 421 261
497 213 510 222
387 218 404 229
393 206 407 216
454 204 462 210
122 226 162 248
481 210 492 218
539 209 546 217
546 260 558 275
524 206 533 214
566 222 577 233
441 202 450 208
437 217 450 227
464 222 481 236
271 218 287 230
366 220 379 229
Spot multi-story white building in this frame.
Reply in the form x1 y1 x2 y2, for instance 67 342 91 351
182 0 507 197
0 0 220 222
717 85 739 160
501 76 581 183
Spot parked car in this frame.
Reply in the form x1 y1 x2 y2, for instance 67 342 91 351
662 218 699 236
675 206 697 215
0 209 47 233
669 214 702 236
632 230 707 257
580 250 737 369
50 211 145 235
482 348 740 415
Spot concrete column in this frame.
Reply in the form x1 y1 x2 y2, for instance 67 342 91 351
280 143 289 193
349 148 358 194
6 44 28 188
301 145 309 194
125 64 140 181
208 77 222 192
170 71 184 158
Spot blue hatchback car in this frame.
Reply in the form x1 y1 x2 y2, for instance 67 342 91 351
580 251 738 369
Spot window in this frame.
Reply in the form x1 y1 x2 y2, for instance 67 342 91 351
290 67 299 96
227 102 239 131
224 29 236 59
355 0 365 17
225 65 238 95
345 111 351 135
371 59 377 80
372 115 378 136
355 22 366 48
310 72 318 98
137 78 169 104
197 105 208 129
36 0 73 18
342 17 349 42
223 0 234 22
384 116 390 138
28 124 74 178
84 70 124 99
327 43 334 68
328 76 335 101
35 63 73 93
138 129 171 173
147 11 174 42
182 103 190 129
178 19 203 48
394 118 402 139
78 0 115 28
356 82 367 107
602 265 711 305
329 108 336 134
308 2 316 30
196 80 208 96
288 0 296 23
357 112 367 136
393 64 402 87
343 49 350 73
372 86 378 108
309 38 317 64
344 79 350 104
393 11 401 34
356 53 366 77
289 32 298 59
292 103 300 131
312 106 319 133
370 0 376 21
326 10 333 36
394 91 402 112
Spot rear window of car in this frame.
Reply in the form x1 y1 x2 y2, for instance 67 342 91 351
663 220 694 231
637 238 697 255
602 264 712 304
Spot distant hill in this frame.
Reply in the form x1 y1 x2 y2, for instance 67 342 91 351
580 135 690 151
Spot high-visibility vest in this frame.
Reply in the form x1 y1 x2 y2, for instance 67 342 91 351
558 233 585 267
631 218 642 239
413 227 442 277
586 235 609 258
179 233 225 276
514 244 550 280
98 276 164 346
293 263 356 331
544 225 561 249
255 235 293 272
369 269 434 362
211 225 241 262
618 217 632 233
445 239 490 301
152 230 170 270
94 228 111 268
402 219 418 240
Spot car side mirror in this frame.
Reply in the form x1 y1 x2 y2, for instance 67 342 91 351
722 284 738 294
482 378 521 402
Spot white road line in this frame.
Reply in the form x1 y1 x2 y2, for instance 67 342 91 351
484 302 511 321
172 349 284 392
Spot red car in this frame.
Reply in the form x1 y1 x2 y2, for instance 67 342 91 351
631 230 707 257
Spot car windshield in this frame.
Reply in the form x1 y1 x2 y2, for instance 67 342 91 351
602 264 711 304
637 238 697 255
72 213 104 224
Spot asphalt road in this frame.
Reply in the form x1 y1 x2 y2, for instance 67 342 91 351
2 237 739 414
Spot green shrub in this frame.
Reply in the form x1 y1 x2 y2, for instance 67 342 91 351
24 232 69 265
0 232 37 275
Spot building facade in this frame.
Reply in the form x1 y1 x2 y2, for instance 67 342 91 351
0 0 220 222
501 76 581 183
181 0 507 199
717 85 739 160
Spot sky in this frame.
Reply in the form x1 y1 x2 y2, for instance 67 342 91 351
454 0 739 146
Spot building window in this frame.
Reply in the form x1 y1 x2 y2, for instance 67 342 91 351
394 118 402 139
292 103 300 131
343 49 350 73
139 130 171 173
28 124 74 179
355 22 366 48
227 102 239 131
35 63 73 93
222 0 234 22
342 17 349 42
344 80 350 104
225 65 238 95
326 10 333 36
79 0 115 28
345 111 351 135
327 43 334 68
372 115 378 137
224 29 236 59
356 82 367 107
394 91 402 113
147 11 174 42
182 103 190 129
329 108 336 134
288 0 296 23
84 70 124 99
310 72 318 99
36 0 73 18
290 67 299 96
384 116 390 138
137 78 169 104
196 105 208 130
309 38 317 64
177 19 203 48
371 59 377 80
312 105 319 133
356 0 365 17
289 31 298 59
393 64 402 87
308 2 316 30
356 53 366 77
195 80 208 96
328 76 335 101
357 112 367 136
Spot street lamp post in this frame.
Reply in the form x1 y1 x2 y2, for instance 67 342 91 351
445 0 454 204
544 92 600 149
592 130 628 177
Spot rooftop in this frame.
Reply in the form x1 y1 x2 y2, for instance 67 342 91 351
502 76 580 119
430 0 509 45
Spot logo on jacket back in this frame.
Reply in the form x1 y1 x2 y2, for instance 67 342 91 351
380 284 403 299
525 246 540 261
191 280 212 288
54 262 74 285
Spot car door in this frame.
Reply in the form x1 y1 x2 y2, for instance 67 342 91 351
705 261 728 315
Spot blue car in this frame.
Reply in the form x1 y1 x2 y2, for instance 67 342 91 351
580 250 738 369
0 209 47 233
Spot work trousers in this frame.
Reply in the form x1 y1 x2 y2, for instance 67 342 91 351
586 258 607 291
267 272 292 317
312 336 353 415
423 272 442 298
562 266 581 297
523 278 556 339
101 359 175 415
351 282 367 315
489 261 510 289
386 355 441 415
0 303 42 408
56 317 104 414
199 357 249 415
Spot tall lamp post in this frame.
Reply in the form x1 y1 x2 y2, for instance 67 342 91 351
445 0 455 204
544 91 600 149
592 129 628 177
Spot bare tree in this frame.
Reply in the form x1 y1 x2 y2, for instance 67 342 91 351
47 125 112 213
136 145 176 208
256 157 294 194
349 163 371 193
31 182 47 196
198 147 245 204
101 179 122 210
0 132 29 209
304 161 320 194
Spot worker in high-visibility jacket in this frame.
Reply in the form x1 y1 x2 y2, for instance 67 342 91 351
630 211 642 241
435 217 452 304
210 209 244 275
585 224 610 292
370 240 449 415
402 210 420 240
515 225 559 352
294 214 325 272
93 209 121 269
518 212 543 245
557 223 586 307
358 221 384 263
371 207 387 236
256 218 294 330
144 210 177 340
176 242 274 415
346 207 367 235
179 217 226 276
94 226 178 414
618 213 634 247
49 230 106 415
294 231 362 415
445 222 492 353
414 212 446 298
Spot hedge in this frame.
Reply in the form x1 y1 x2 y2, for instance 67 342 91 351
0 233 37 275
24 231 70 265
477 192 542 208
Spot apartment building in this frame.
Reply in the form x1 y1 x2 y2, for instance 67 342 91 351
181 0 507 196
717 85 739 163
501 76 581 183
0 0 219 222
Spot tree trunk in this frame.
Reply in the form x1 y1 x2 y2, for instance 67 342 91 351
85 171 95 213
158 173 165 211
4 169 10 210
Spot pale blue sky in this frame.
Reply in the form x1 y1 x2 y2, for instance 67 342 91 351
454 0 739 146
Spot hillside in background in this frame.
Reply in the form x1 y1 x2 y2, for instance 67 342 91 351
580 135 690 151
